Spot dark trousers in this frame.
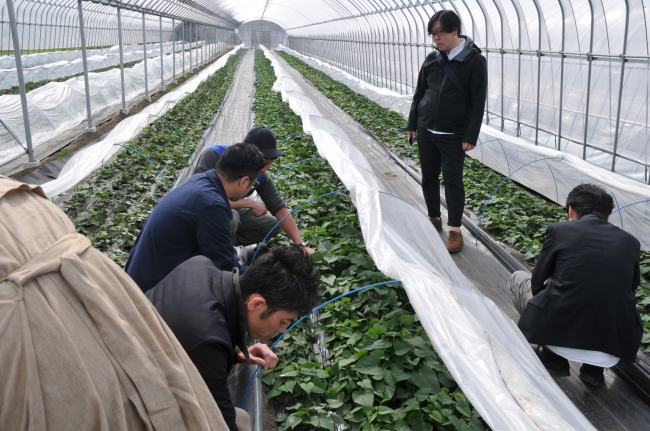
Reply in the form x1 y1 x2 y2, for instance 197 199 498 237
417 126 466 227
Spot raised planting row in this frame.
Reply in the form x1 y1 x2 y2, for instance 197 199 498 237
0 60 141 95
62 49 244 266
276 50 650 352
253 49 485 431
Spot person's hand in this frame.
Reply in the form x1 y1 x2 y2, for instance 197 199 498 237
462 142 476 151
407 130 417 141
237 343 279 370
249 201 267 217
301 246 316 256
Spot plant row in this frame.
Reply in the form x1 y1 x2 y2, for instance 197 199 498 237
254 50 484 431
276 50 650 352
62 49 244 266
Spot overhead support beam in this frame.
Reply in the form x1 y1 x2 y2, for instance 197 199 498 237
87 0 238 30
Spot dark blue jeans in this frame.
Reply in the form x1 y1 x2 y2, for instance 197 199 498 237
416 126 466 227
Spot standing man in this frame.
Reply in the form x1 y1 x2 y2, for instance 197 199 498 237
146 246 321 431
193 127 315 255
510 184 642 386
407 10 487 252
125 143 265 293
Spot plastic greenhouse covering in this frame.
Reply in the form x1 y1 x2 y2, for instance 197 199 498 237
40 46 242 198
0 41 204 89
0 42 225 166
261 46 596 431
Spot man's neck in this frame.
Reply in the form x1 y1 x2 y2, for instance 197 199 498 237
216 172 237 201
443 36 463 54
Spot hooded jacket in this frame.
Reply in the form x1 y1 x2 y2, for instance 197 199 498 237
407 36 487 145
146 256 249 431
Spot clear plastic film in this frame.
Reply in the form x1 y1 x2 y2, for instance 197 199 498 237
262 46 597 431
40 46 243 198
0 41 204 89
0 42 223 166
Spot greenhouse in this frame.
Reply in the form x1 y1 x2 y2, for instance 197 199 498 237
1 1 649 430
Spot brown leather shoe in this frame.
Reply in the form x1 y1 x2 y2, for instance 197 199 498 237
429 217 443 232
446 230 463 253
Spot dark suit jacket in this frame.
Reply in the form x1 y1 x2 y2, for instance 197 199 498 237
146 256 248 431
518 214 642 361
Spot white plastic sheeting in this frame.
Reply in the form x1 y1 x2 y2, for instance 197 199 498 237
40 46 242 198
262 45 596 431
0 43 226 167
0 41 204 89
277 46 650 250
0 41 179 69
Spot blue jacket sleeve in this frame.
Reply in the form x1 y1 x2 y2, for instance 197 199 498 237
195 204 244 272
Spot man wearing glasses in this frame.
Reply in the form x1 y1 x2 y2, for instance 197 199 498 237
407 10 487 253
193 127 316 255
125 143 265 293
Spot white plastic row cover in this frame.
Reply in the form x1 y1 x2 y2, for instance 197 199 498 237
0 42 226 167
0 41 205 90
262 46 596 431
40 46 243 198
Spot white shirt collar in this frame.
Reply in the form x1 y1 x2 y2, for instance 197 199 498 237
447 39 466 61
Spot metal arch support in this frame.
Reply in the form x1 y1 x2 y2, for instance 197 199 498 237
142 12 150 102
611 0 630 172
77 0 95 133
530 0 545 147
557 0 566 151
116 5 128 115
159 15 165 91
172 18 177 83
5 0 33 162
582 0 595 161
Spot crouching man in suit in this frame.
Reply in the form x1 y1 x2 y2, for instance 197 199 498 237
509 183 642 386
146 246 321 431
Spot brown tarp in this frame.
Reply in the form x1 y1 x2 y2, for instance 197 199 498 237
0 176 229 431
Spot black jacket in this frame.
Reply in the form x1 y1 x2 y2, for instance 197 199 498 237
518 215 642 361
407 36 487 145
146 256 248 431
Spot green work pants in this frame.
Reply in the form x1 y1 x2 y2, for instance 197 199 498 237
230 208 282 247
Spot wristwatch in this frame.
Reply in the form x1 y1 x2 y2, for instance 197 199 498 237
294 241 308 248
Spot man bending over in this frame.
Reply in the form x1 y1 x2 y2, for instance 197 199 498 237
146 246 321 431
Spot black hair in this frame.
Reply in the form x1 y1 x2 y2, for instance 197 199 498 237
428 10 462 36
215 143 265 183
565 183 614 221
240 246 321 317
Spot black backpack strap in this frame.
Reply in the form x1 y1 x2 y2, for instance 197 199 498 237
442 63 468 98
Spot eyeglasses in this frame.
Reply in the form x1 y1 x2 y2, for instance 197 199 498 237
430 29 446 38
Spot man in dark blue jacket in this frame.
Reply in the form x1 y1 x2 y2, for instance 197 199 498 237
125 143 265 292
510 184 642 386
193 127 315 255
146 246 321 431
407 10 487 253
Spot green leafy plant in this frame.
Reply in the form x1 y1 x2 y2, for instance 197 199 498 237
62 49 245 266
254 49 484 431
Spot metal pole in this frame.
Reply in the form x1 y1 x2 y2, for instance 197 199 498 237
6 0 34 164
557 1 566 150
189 22 193 72
76 0 95 133
182 21 185 77
171 18 177 83
611 0 630 172
533 0 543 145
159 15 164 91
117 6 128 115
142 13 150 102
582 0 595 160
